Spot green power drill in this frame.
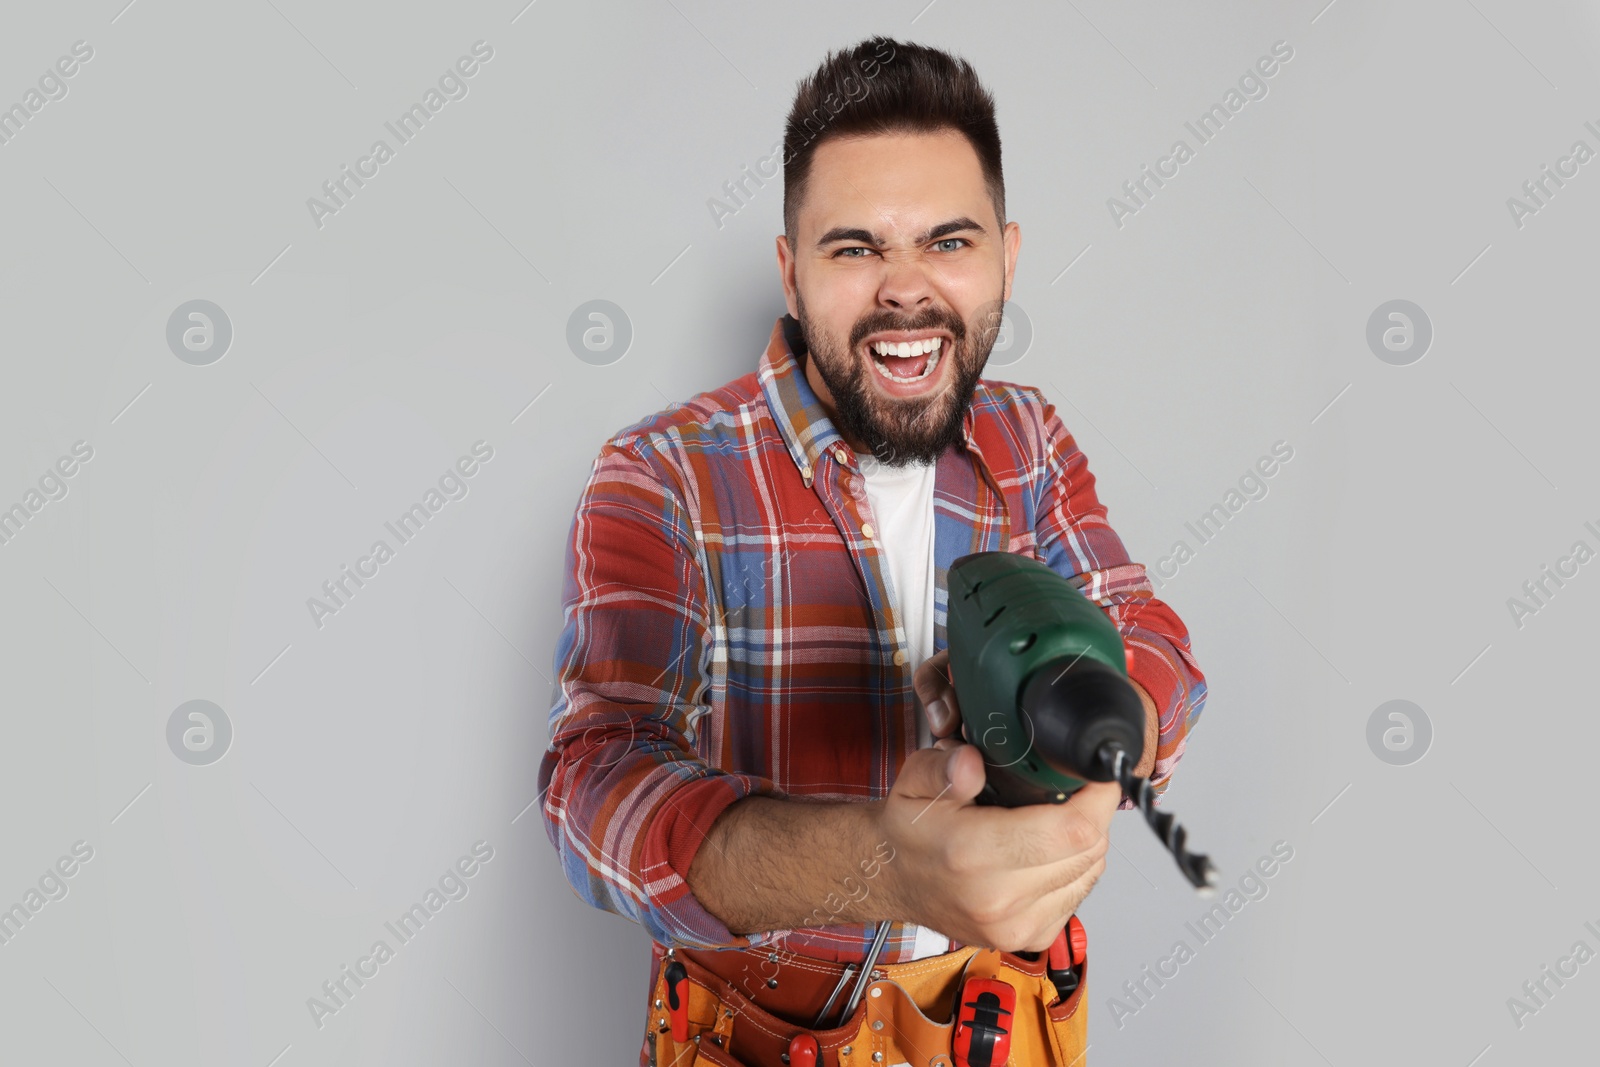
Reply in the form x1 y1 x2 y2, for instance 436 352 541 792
946 551 1217 893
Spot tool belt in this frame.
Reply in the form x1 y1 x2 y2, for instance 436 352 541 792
641 918 1089 1067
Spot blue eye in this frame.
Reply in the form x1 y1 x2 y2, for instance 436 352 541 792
933 238 968 252
835 246 875 258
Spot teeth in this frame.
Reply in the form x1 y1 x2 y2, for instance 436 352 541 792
870 337 943 357
869 344 942 383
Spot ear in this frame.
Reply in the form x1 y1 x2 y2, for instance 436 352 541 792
777 234 800 319
1000 220 1022 303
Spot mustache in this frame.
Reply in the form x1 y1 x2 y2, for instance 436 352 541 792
848 307 967 351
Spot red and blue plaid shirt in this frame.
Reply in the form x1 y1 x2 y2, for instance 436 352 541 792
537 315 1207 962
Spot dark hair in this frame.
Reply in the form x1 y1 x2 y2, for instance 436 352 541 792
782 37 1004 239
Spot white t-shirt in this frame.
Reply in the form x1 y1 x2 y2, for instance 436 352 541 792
858 454 952 959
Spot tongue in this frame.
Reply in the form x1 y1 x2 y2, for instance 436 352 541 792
880 352 930 379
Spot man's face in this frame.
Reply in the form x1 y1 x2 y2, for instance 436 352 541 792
778 128 1021 466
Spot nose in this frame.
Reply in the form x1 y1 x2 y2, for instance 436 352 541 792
877 252 935 313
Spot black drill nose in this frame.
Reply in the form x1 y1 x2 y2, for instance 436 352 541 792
1020 656 1146 783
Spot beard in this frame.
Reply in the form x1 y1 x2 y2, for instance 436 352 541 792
796 293 1001 468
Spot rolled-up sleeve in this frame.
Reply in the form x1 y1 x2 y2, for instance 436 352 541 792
1026 392 1208 796
536 440 783 949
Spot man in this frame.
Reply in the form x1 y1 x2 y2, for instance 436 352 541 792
538 37 1206 1066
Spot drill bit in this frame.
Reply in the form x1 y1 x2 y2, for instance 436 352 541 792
1108 746 1218 894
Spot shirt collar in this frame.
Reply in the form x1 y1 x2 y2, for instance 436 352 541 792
758 315 982 487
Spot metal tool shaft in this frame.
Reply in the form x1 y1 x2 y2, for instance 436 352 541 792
833 922 892 1026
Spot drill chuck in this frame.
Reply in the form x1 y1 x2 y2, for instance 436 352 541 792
976 656 1146 806
1020 658 1146 784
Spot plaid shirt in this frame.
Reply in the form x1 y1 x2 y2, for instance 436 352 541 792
537 315 1207 962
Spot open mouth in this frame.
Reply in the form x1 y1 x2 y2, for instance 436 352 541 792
866 336 945 386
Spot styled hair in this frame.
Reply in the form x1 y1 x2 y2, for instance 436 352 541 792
782 37 1004 238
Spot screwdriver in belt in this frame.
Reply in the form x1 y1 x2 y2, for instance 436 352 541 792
814 921 892 1029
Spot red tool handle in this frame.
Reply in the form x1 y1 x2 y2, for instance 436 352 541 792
787 1033 820 1067
664 961 690 1042
1047 927 1070 972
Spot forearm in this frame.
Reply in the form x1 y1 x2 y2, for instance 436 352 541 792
686 795 897 936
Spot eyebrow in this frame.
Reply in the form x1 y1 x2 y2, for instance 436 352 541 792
815 216 987 249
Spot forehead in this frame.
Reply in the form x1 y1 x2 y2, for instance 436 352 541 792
799 128 992 240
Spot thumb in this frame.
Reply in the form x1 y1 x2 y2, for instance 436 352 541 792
894 744 986 804
943 744 986 803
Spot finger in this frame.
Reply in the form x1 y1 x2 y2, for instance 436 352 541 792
1000 821 1110 888
998 780 1120 837
968 781 1120 870
1054 783 1122 852
912 649 952 707
959 838 1109 952
925 696 959 739
1012 857 1109 952
914 651 962 739
1064 780 1122 827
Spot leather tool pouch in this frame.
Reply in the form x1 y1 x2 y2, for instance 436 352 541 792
641 935 1089 1067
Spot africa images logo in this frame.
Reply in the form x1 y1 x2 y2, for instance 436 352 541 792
305 41 495 230
1106 40 1295 228
305 841 495 1029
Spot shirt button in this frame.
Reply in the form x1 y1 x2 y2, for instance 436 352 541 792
861 523 875 540
834 445 850 463
893 649 908 666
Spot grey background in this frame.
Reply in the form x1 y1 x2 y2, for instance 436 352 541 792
1 0 1595 1064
